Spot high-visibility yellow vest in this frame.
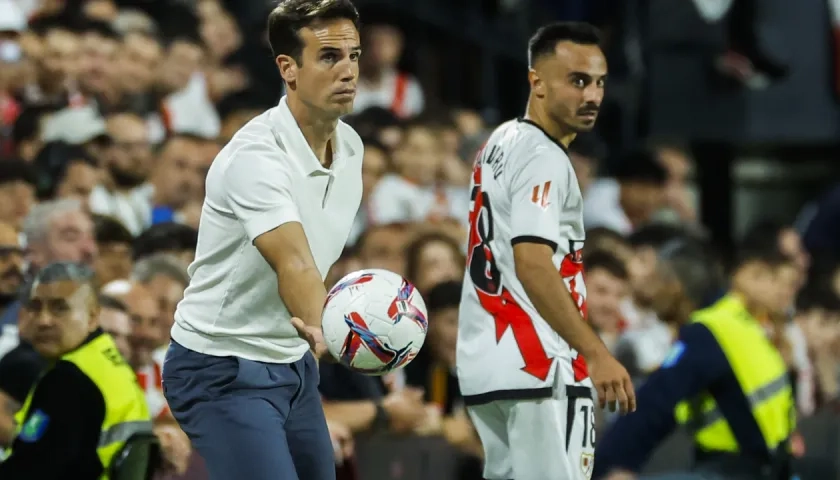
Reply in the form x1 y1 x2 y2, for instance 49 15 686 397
674 295 795 454
11 332 152 479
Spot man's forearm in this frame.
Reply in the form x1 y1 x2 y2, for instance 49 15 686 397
277 265 328 329
518 262 607 359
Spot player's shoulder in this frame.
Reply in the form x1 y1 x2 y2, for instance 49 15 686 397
216 109 296 176
487 118 570 168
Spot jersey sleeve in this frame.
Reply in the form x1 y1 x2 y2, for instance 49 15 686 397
508 146 570 250
224 142 301 243
0 361 106 478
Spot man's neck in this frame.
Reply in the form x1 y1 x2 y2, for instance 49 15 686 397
287 94 338 168
524 99 577 148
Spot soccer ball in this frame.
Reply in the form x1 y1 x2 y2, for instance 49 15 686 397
322 269 428 375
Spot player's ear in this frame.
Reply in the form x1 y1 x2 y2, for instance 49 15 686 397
528 68 545 98
276 55 298 85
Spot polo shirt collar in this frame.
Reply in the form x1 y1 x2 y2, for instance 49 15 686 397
272 96 355 176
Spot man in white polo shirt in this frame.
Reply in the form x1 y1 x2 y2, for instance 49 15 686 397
457 23 635 480
161 1 363 479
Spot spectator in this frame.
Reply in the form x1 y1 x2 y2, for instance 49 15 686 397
0 159 37 232
584 250 630 353
97 294 132 360
133 221 198 265
355 223 409 276
92 214 133 287
405 232 465 295
355 23 424 118
0 221 23 357
148 133 206 226
583 148 668 235
132 253 188 345
23 198 97 271
90 111 152 234
368 121 469 225
347 137 389 246
36 142 100 204
568 132 606 196
403 280 483 478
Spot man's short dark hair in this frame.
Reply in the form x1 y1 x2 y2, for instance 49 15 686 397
133 222 198 260
93 215 134 246
528 22 602 66
426 281 462 313
267 0 360 64
585 250 629 281
612 148 668 185
0 159 37 188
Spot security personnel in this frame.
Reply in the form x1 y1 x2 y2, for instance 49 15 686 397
594 248 798 480
0 262 152 478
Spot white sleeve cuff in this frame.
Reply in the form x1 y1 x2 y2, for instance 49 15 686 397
244 204 301 243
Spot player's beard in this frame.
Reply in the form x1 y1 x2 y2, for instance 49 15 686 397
110 165 146 188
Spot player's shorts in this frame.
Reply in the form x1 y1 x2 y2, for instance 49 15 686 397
467 383 596 480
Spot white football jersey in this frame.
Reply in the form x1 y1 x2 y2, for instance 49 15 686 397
456 118 591 403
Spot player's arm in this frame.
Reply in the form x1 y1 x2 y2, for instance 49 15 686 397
225 145 326 335
0 361 105 476
592 323 730 477
508 150 608 361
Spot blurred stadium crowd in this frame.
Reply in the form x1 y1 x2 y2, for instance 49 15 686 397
1 0 840 479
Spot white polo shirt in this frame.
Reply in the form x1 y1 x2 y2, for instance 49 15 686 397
171 96 364 363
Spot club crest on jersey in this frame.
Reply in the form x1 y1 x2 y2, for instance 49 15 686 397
580 452 594 479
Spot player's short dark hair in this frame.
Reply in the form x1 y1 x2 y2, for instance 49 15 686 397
612 148 668 185
585 250 629 280
267 0 360 64
528 22 602 66
426 281 462 313
93 215 134 246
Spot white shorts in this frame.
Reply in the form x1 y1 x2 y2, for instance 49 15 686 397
467 385 596 480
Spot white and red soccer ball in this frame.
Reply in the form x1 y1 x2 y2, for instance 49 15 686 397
321 269 428 375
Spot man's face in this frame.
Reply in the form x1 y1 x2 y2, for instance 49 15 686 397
33 210 97 268
428 306 458 368
79 31 118 94
393 126 439 185
414 240 462 294
94 241 133 287
361 145 387 202
621 181 666 222
144 274 185 341
121 285 162 368
778 228 809 286
358 226 407 276
40 28 80 82
531 41 607 133
23 280 96 359
153 137 204 208
284 19 360 118
0 223 23 299
586 268 628 333
55 160 99 204
0 180 34 230
158 40 203 92
119 33 162 94
99 306 132 360
106 113 151 187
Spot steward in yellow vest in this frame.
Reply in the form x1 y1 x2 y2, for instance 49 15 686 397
594 248 798 480
0 262 151 479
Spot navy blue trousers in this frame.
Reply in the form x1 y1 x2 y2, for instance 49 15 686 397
162 341 335 480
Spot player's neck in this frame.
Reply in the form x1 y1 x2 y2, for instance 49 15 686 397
524 101 577 148
287 94 338 167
